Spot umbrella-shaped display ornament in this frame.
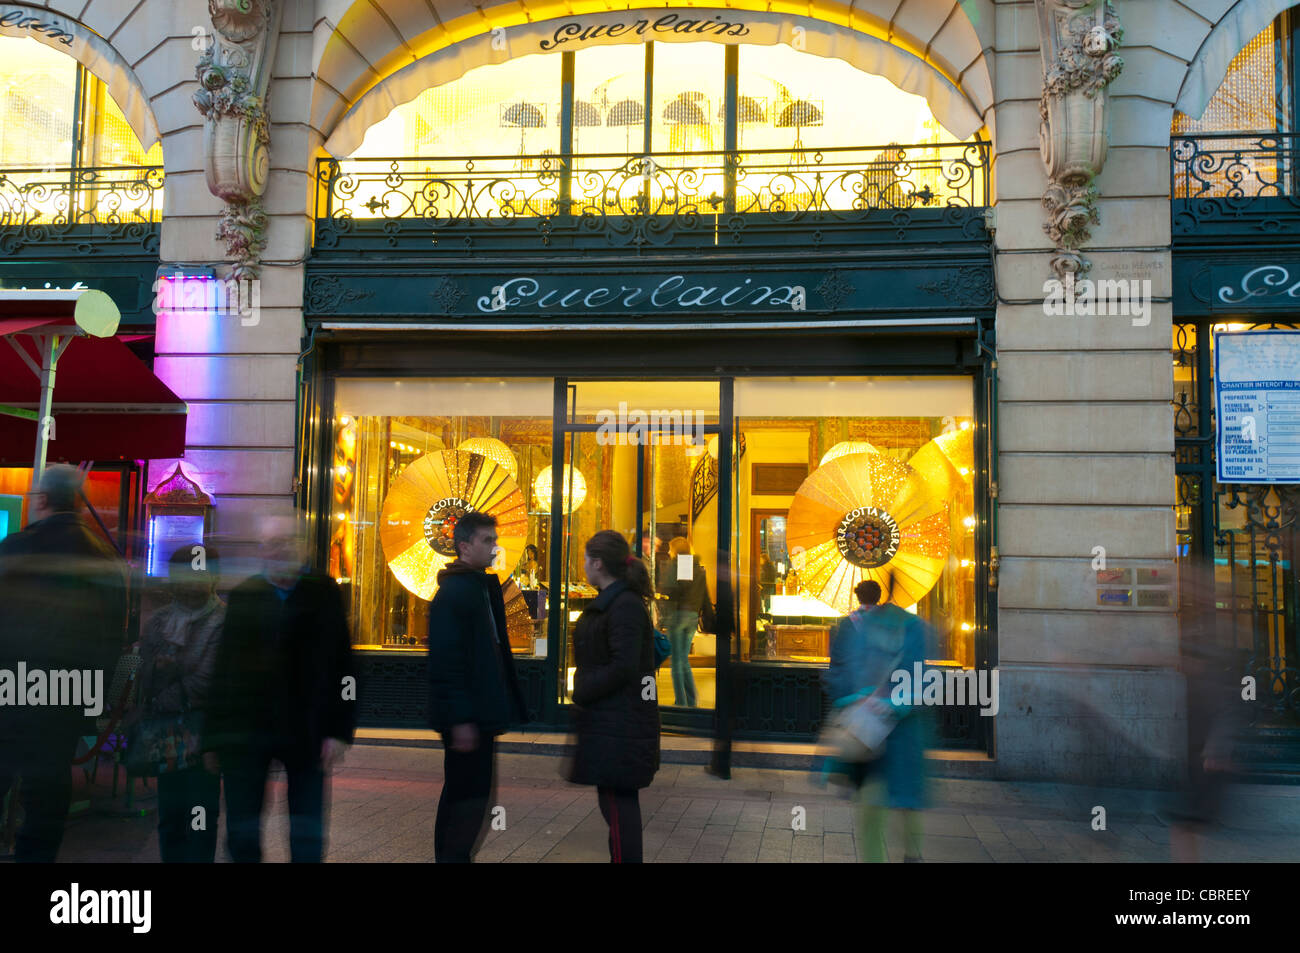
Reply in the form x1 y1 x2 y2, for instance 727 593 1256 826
786 453 949 613
380 450 528 601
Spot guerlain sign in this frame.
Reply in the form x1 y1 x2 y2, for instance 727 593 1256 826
478 274 806 313
1214 263 1300 310
538 13 752 50
0 10 74 44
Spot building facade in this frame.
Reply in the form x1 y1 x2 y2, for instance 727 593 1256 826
1 0 1295 785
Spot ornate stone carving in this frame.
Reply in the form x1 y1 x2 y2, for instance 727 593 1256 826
194 0 282 281
1036 0 1123 279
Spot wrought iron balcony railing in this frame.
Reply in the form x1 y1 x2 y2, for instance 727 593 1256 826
315 143 989 252
0 165 165 255
1172 133 1300 237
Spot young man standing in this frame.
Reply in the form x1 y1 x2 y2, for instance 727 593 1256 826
427 511 528 862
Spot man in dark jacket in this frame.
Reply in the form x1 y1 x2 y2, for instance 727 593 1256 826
427 510 527 862
204 513 356 862
0 465 126 862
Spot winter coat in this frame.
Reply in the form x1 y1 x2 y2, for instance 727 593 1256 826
0 512 126 747
658 556 708 615
204 572 356 762
426 561 528 735
823 604 930 809
138 596 226 715
566 580 660 790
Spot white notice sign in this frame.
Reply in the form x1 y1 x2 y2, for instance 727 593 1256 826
1215 331 1300 484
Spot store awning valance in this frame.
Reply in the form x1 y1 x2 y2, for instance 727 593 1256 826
0 332 186 465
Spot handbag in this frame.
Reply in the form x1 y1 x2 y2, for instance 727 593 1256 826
125 678 205 778
821 696 897 763
653 628 672 668
698 597 717 635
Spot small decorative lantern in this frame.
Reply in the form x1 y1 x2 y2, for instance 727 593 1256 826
144 464 214 576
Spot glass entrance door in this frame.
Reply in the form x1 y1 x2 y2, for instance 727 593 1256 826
553 381 723 725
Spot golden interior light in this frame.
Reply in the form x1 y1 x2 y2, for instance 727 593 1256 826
534 465 586 514
819 440 878 466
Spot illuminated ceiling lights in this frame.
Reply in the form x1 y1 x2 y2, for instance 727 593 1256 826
534 465 586 514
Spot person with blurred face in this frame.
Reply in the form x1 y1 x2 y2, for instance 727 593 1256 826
203 511 356 862
426 511 529 862
0 464 126 862
137 545 225 862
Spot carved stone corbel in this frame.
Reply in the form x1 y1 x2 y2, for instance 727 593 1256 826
1036 0 1123 280
193 0 283 282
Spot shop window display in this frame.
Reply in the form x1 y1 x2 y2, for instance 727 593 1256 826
732 377 976 669
330 379 553 656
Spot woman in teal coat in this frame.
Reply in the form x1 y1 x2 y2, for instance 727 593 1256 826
823 579 931 862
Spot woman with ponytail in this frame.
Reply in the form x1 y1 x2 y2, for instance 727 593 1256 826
565 529 661 862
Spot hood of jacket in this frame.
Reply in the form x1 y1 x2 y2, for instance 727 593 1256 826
436 559 490 585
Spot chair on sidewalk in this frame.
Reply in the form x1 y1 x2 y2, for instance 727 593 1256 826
74 651 149 807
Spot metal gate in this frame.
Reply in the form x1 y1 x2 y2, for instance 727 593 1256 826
1175 323 1300 729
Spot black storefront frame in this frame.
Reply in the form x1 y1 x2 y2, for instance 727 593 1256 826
305 327 997 772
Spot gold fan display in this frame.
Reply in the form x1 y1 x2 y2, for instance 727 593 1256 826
906 426 974 502
786 452 949 612
380 450 528 601
500 577 538 652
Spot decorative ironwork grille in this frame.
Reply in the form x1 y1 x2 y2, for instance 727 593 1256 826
1174 322 1300 723
315 143 989 251
0 165 164 254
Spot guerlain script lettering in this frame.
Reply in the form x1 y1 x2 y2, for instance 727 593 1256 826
478 276 802 313
539 13 751 50
0 10 74 44
1218 265 1300 305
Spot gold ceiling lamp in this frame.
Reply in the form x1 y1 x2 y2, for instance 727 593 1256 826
380 450 528 600
819 440 879 467
533 464 586 514
786 453 949 613
906 426 974 503
458 436 519 482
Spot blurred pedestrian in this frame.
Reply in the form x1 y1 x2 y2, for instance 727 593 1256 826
824 579 930 863
0 464 126 862
566 530 660 863
203 512 356 862
658 536 708 707
136 545 225 863
1166 561 1242 862
427 511 528 862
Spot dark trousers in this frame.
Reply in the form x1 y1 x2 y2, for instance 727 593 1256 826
435 734 496 863
223 749 325 863
0 732 77 863
157 766 221 863
597 787 642 863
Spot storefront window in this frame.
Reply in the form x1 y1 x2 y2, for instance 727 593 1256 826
334 40 969 218
732 377 976 668
557 381 721 709
330 378 554 655
0 36 163 221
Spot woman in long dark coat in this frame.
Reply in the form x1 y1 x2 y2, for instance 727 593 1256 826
566 530 661 863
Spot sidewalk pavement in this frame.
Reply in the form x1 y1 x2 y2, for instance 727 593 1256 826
45 741 1300 863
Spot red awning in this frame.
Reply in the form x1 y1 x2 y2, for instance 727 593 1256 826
0 334 187 465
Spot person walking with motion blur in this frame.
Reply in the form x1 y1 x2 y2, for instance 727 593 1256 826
824 579 931 863
0 464 126 862
566 530 661 863
136 545 225 863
